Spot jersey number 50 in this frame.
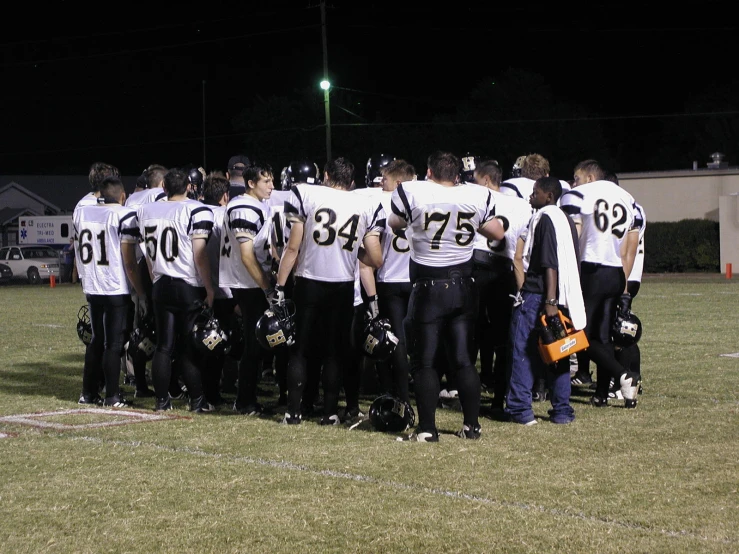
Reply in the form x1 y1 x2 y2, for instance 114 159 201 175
144 225 179 262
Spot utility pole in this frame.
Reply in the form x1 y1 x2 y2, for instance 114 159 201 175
321 1 331 162
202 80 207 170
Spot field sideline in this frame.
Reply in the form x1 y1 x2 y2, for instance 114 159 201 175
0 275 737 553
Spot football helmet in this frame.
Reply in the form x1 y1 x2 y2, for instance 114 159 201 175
612 311 642 347
130 315 157 361
285 160 320 189
76 305 92 346
191 306 229 357
368 394 415 432
365 154 395 187
460 153 480 183
255 300 297 350
511 155 527 178
357 317 399 361
279 166 290 191
186 166 204 199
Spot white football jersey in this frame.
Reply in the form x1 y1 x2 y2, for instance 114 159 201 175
285 185 385 282
377 190 410 283
73 193 99 218
560 180 637 267
206 205 231 299
125 187 167 209
629 202 646 282
472 190 532 261
500 177 535 201
137 199 214 287
73 202 139 295
219 194 269 290
390 180 495 267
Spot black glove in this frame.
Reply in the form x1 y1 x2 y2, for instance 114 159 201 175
265 285 285 307
365 294 380 321
617 293 632 316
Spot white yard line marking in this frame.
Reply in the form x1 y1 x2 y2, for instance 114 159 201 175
0 408 183 430
68 435 735 547
0 432 18 439
719 353 739 358
32 324 65 328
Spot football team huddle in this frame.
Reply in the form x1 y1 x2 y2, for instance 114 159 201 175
72 150 645 441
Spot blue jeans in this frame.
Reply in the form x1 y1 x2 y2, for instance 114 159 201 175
506 291 575 424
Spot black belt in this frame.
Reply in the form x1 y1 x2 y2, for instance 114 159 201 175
413 276 475 288
472 249 512 270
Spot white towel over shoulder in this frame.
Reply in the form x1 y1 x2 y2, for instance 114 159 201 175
523 205 586 330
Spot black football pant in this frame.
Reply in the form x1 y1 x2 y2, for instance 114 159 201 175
232 288 268 408
405 274 480 433
375 281 412 404
579 262 628 398
471 256 516 406
151 277 205 402
84 294 129 400
208 296 237 402
287 278 353 417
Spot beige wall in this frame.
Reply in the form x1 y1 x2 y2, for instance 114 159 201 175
619 169 739 222
719 194 739 274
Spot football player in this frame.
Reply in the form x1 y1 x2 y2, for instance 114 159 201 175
365 154 396 188
219 162 275 415
388 151 505 441
471 159 532 410
274 157 385 425
201 172 235 405
374 159 417 404
122 164 168 398
74 176 147 407
137 168 216 412
560 159 641 408
500 153 550 202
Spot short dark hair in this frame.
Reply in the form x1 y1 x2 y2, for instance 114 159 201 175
535 176 563 202
244 162 274 185
146 164 168 189
603 171 619 185
99 176 124 203
381 159 416 182
574 159 605 181
427 151 462 183
163 169 189 197
202 172 230 205
324 157 354 189
474 160 502 186
88 162 120 192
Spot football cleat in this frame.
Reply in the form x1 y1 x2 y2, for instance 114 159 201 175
281 412 302 425
103 395 132 408
589 395 608 408
396 428 439 442
189 395 215 413
320 414 340 426
570 370 593 386
233 402 263 416
78 394 103 406
456 423 482 440
154 397 173 412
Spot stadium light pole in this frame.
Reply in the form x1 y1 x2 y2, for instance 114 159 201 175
321 80 331 162
320 0 331 162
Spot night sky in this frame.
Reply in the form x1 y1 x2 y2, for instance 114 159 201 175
2 1 737 177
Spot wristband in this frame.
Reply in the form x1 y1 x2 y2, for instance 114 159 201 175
545 299 558 306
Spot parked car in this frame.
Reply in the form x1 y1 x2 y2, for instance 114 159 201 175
0 263 11 283
0 245 60 284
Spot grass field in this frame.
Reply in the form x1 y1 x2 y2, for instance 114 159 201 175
0 275 737 553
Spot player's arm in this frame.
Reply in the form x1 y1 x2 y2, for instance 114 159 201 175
513 235 526 291
122 242 145 298
478 217 505 242
388 213 406 232
358 234 383 269
239 239 270 290
193 237 215 307
544 267 559 317
276 221 303 287
359 260 376 297
620 229 639 293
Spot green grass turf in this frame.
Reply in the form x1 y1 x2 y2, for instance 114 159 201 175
0 276 737 553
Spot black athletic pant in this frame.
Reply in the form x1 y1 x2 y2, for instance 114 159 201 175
232 288 268 408
208 296 237 402
287 277 354 417
579 262 628 398
84 294 130 400
375 281 412 404
151 277 206 402
405 263 480 433
471 255 516 406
